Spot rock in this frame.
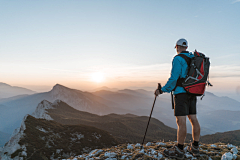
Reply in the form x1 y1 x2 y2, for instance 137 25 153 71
185 152 193 158
150 149 157 155
156 142 166 146
233 154 237 160
139 149 145 154
127 144 133 149
227 144 236 148
154 153 163 159
104 152 117 158
120 155 128 159
210 144 217 148
135 143 141 147
89 149 103 157
231 147 238 154
146 142 152 146
221 152 233 160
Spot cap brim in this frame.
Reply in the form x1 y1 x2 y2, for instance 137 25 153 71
175 45 187 49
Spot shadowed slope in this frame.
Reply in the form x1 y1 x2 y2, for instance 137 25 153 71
46 100 192 143
1 115 118 159
201 130 240 146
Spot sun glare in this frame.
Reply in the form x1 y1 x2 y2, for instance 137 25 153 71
91 72 105 83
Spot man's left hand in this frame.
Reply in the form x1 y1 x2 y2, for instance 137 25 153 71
154 89 163 96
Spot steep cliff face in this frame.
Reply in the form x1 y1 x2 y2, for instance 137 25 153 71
32 100 55 120
0 115 28 160
0 100 118 160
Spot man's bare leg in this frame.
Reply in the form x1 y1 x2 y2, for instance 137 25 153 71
163 115 186 158
187 114 201 156
176 116 187 145
188 114 200 141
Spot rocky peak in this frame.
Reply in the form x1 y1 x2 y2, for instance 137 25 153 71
52 83 65 90
50 84 78 99
51 84 70 94
32 100 55 120
0 82 11 87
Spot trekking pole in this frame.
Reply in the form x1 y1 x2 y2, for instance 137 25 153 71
141 83 162 149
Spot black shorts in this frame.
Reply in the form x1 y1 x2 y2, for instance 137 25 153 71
174 93 197 116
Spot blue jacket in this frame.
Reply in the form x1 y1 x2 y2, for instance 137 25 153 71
161 51 195 95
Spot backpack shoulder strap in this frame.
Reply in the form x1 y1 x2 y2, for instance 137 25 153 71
176 54 191 66
172 54 192 91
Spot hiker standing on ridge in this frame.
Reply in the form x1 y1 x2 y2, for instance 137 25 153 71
155 38 201 159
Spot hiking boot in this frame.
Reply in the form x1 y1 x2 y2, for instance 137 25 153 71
163 145 185 159
187 143 200 157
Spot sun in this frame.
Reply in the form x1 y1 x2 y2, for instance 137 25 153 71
91 72 105 83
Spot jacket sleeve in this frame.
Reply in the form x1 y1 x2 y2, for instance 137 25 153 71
161 57 182 93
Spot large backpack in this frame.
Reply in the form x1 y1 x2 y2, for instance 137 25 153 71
171 50 212 109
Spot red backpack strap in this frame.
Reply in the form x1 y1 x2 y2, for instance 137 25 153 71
195 49 200 56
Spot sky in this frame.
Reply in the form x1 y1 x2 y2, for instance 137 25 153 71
0 0 239 100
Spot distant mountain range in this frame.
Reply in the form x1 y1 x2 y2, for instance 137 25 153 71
91 86 118 92
0 84 128 134
198 110 240 133
0 83 239 147
197 92 240 111
91 89 240 135
0 82 36 99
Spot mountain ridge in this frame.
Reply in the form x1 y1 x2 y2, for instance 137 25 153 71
0 84 129 135
31 99 192 143
0 82 36 99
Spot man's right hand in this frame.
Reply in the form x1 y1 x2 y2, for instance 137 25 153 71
154 89 163 96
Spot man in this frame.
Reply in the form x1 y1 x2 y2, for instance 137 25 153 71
155 38 201 159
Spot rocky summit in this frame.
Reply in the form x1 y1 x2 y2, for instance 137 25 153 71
65 141 240 160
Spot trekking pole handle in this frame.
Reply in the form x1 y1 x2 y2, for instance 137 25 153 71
158 83 162 90
158 83 163 95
